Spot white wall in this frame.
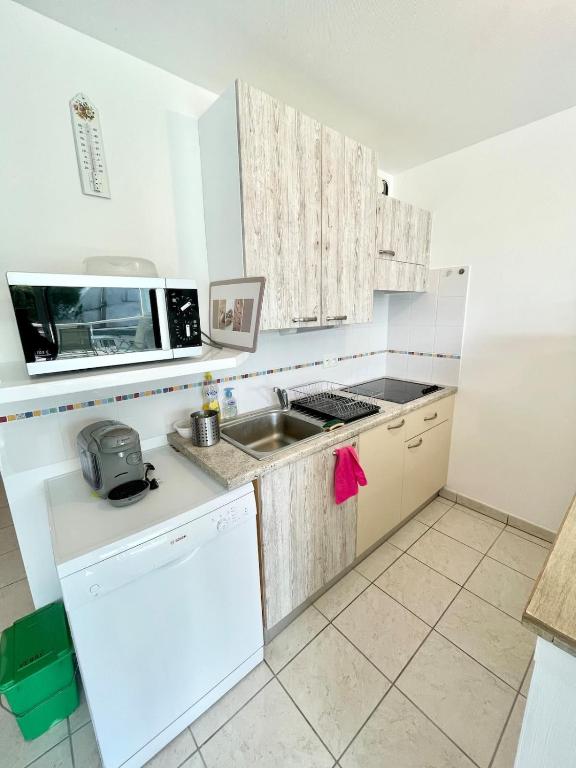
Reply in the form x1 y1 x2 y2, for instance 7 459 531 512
394 108 576 531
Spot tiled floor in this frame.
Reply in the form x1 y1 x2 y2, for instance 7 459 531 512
1 492 551 768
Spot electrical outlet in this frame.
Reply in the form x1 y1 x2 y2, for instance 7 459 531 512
323 356 337 368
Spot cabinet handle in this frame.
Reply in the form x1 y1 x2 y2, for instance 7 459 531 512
387 419 405 430
326 315 347 322
378 249 396 257
423 412 438 421
292 316 318 323
408 438 423 449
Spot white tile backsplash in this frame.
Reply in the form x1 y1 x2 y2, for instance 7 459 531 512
431 357 461 386
409 293 438 326
438 266 469 297
385 352 408 379
436 296 467 326
405 354 433 382
408 326 435 354
384 266 469 387
388 294 412 326
434 325 464 356
388 325 411 350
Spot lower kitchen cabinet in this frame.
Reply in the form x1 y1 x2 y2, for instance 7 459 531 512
401 418 452 516
258 439 357 629
356 415 406 556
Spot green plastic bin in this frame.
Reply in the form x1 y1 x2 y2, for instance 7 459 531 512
0 601 79 740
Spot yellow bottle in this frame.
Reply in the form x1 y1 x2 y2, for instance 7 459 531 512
202 372 220 416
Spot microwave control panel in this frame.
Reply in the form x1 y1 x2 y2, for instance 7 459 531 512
165 288 202 349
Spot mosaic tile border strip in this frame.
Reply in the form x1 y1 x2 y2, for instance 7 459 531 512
0 348 460 423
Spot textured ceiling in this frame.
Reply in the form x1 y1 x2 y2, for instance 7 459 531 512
15 0 576 171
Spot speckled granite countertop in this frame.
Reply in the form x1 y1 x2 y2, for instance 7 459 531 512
523 494 575 651
168 386 457 489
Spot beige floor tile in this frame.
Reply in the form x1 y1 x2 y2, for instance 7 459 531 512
504 526 552 549
0 693 69 768
314 571 370 621
433 507 503 553
279 625 389 757
521 659 534 696
201 678 332 768
407 529 482 585
334 585 429 680
465 557 534 620
397 632 515 768
0 549 26 589
0 579 34 631
0 505 12 529
451 505 505 527
191 662 273 745
182 754 204 768
145 729 196 767
341 687 474 768
265 606 328 672
354 542 402 582
387 519 428 551
436 591 535 689
488 532 549 579
0 524 19 556
415 498 452 527
492 696 526 768
71 723 102 768
68 683 91 733
27 739 73 768
376 553 460 625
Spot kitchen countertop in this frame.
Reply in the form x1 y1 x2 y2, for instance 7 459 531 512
168 386 457 489
523 494 576 651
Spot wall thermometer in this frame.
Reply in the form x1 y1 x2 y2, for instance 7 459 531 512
70 93 111 198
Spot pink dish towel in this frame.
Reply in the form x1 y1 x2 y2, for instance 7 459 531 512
333 445 367 504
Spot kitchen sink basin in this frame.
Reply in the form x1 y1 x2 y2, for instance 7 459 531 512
220 409 323 459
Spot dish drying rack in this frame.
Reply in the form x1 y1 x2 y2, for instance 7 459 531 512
289 381 380 424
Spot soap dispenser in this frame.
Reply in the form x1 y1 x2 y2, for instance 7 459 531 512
222 387 238 419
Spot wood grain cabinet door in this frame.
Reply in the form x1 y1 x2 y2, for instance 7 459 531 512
236 81 322 331
356 417 406 556
401 419 452 517
376 196 431 266
321 127 377 326
259 440 357 629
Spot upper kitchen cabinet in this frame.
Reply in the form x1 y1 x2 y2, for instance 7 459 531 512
322 127 377 325
374 195 432 292
200 81 321 331
199 81 377 330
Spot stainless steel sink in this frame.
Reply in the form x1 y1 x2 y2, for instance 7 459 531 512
220 409 323 459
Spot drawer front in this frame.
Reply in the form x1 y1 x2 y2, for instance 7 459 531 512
404 395 455 441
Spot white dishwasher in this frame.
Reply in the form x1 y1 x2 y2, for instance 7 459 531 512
47 446 263 768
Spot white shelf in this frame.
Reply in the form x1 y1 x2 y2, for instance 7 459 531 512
0 346 248 407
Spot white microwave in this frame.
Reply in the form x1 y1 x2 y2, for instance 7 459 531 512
7 272 203 375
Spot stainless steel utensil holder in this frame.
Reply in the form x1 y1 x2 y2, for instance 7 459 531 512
190 410 220 447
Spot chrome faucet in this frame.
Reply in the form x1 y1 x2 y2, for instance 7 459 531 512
274 387 289 410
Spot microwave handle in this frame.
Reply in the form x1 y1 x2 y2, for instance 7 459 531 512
155 289 171 351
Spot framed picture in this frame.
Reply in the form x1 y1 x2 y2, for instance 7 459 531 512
209 277 266 352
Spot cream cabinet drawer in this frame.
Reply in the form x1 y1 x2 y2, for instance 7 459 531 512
404 395 455 441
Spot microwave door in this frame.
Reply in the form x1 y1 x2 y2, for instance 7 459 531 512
10 285 59 364
9 280 173 375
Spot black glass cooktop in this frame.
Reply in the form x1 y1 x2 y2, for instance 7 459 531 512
343 377 442 404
